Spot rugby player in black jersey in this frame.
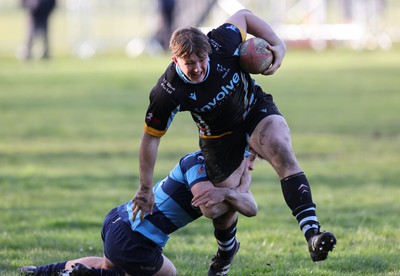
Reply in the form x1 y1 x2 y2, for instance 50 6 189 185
133 8 336 275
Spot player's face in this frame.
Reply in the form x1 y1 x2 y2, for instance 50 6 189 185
173 53 209 83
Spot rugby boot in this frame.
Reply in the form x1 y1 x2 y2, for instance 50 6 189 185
19 266 37 275
308 231 336 262
208 241 240 276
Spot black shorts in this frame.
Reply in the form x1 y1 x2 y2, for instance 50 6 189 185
244 90 282 135
200 91 281 183
101 208 164 276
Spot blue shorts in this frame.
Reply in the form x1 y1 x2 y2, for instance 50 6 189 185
101 208 164 275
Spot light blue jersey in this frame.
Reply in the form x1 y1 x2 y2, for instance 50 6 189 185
117 150 208 247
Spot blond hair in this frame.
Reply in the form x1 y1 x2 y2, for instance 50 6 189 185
169 27 211 58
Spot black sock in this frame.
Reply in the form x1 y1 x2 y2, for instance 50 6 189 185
281 172 320 241
214 219 238 260
35 261 67 276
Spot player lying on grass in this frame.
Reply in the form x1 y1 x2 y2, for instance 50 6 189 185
19 149 258 276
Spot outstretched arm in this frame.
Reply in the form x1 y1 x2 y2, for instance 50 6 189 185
131 132 160 221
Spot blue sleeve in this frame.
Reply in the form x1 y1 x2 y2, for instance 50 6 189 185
169 151 208 188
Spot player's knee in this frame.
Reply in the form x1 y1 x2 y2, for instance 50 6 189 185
270 135 292 157
155 256 177 276
254 117 292 155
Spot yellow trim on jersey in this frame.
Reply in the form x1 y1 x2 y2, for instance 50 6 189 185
226 21 246 42
144 123 166 137
199 131 233 139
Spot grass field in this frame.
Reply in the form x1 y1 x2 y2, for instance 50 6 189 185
0 48 399 275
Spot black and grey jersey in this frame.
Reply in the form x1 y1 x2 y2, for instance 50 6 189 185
144 23 260 138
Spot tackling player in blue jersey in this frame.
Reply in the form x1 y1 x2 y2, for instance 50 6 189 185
133 8 336 274
19 149 257 276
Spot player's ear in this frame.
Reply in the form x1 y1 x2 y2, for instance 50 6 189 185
172 56 178 64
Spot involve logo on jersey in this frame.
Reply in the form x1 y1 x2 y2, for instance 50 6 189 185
194 72 240 112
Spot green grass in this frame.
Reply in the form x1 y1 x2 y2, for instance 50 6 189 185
1 48 399 275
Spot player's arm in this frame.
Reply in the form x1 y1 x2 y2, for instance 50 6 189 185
219 165 257 216
131 132 160 221
226 9 286 75
191 167 257 218
133 77 177 221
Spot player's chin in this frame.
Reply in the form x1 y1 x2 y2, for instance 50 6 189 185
190 75 204 83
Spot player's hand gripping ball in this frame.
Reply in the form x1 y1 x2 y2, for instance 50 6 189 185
239 37 273 74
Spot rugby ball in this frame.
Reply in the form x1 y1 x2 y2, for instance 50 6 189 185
239 37 273 74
